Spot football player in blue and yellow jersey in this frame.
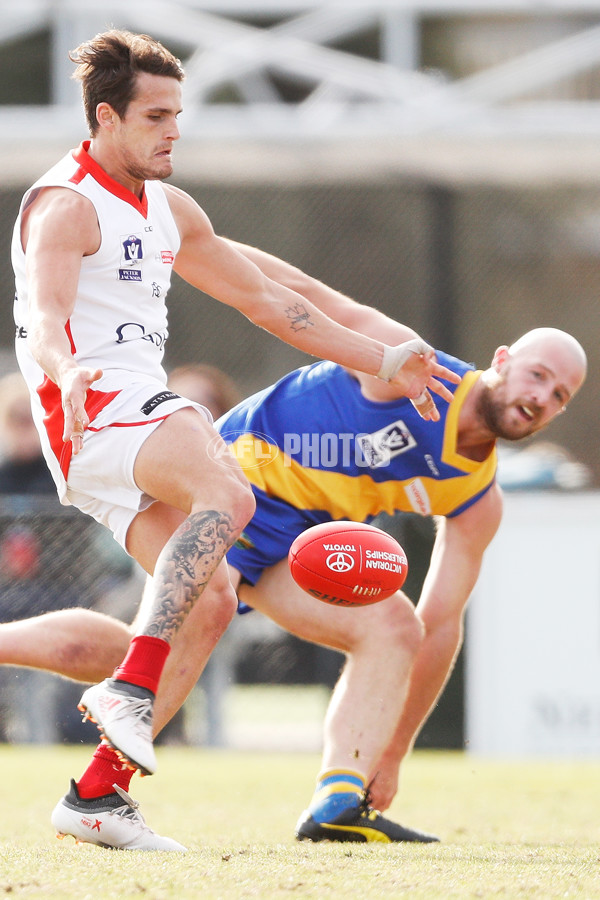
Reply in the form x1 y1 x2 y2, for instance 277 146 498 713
216 324 585 843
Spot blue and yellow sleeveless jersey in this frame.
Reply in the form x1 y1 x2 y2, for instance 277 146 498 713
218 353 496 585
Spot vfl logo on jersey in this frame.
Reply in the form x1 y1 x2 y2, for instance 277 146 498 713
357 420 416 468
119 234 143 281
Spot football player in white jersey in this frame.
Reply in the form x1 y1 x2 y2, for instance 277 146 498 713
11 29 459 851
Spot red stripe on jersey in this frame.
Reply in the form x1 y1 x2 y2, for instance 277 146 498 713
88 414 171 431
37 378 121 480
68 163 87 186
71 141 148 217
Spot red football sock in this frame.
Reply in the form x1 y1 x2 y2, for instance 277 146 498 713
112 634 170 695
76 743 134 799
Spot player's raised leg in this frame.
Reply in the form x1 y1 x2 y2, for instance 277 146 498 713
52 409 253 851
236 559 438 843
76 408 254 775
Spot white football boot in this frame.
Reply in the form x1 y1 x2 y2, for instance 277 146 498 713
52 781 186 851
79 678 156 776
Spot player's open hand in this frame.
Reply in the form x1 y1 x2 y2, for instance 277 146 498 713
379 338 461 422
61 366 103 454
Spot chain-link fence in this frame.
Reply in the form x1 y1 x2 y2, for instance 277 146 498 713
0 494 138 744
3 173 598 472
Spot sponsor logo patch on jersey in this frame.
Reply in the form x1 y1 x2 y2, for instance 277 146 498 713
357 420 417 468
424 453 441 477
119 234 143 281
141 391 178 415
404 479 432 516
159 250 175 264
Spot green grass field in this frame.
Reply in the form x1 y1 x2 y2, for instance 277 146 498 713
0 742 598 899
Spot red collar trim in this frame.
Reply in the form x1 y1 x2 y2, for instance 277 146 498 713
71 141 148 218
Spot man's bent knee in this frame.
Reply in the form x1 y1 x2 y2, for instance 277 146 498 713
194 472 255 543
366 593 423 657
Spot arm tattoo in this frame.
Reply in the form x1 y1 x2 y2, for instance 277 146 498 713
285 302 314 332
144 509 235 643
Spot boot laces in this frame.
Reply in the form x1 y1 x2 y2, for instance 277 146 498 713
358 776 381 822
111 696 153 734
110 784 146 825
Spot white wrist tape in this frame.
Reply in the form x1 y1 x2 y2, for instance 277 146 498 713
376 338 433 382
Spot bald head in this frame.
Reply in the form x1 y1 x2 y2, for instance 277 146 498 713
507 328 587 400
476 328 587 443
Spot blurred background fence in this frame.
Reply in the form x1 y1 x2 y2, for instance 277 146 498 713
0 1 599 752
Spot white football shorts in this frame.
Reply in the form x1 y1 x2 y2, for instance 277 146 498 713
64 379 212 552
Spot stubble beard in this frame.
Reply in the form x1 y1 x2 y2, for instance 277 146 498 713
477 387 533 443
123 145 173 183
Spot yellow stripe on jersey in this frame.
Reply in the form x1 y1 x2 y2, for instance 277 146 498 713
442 370 488 472
229 432 496 520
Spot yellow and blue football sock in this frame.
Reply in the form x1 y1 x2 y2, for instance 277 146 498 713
307 769 365 823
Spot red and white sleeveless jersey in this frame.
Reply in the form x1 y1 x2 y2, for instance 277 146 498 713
11 141 182 496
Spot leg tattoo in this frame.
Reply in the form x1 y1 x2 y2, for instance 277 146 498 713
144 510 235 643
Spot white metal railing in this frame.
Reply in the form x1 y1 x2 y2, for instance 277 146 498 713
2 1 600 140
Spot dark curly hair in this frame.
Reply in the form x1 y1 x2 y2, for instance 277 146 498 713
70 29 185 135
